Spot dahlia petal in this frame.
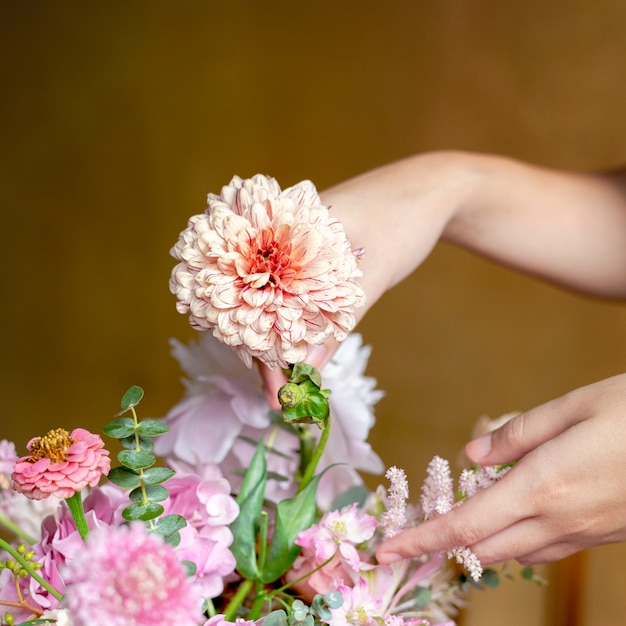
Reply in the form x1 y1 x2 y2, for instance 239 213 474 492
171 174 364 367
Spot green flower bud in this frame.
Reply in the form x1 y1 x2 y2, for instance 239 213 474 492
278 383 305 409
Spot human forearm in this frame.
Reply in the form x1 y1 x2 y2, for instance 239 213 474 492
323 151 626 307
445 154 626 297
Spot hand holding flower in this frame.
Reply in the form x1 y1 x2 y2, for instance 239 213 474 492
377 374 626 566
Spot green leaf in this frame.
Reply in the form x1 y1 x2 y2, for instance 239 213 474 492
261 468 327 583
480 568 500 588
229 440 267 580
129 484 169 502
118 449 156 470
142 466 175 485
413 586 432 607
102 417 136 439
164 531 181 547
119 434 154 451
182 560 197 577
262 610 288 626
331 485 368 510
122 501 164 522
136 419 170 437
289 362 322 387
153 514 187 537
120 385 144 411
107 466 142 488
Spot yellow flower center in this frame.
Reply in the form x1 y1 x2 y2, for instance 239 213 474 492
28 428 74 463
330 519 347 537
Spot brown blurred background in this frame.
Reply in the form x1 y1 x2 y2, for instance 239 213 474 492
1 2 625 624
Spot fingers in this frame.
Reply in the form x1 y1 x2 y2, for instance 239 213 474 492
376 472 531 564
466 388 588 466
258 364 287 409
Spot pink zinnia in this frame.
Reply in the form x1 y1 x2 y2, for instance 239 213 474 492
169 174 365 368
12 428 111 500
62 523 203 626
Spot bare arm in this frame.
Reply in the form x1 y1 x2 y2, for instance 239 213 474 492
261 151 626 403
324 151 626 311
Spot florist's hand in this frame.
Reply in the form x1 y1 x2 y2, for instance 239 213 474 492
376 373 626 566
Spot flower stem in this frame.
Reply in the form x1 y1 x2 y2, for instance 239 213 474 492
0 538 63 601
298 418 330 493
65 491 89 540
223 577 254 622
0 511 37 546
248 589 267 621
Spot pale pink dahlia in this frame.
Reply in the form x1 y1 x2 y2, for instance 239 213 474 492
12 428 111 500
62 523 203 626
170 174 365 368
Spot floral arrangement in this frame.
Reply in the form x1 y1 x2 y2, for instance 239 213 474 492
0 175 535 626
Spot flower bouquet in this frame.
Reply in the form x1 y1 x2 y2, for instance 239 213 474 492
0 175 533 626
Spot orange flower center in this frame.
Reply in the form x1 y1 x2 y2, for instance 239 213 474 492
248 228 297 286
28 428 74 463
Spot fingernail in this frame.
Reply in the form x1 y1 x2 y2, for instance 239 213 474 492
378 551 403 564
466 433 492 462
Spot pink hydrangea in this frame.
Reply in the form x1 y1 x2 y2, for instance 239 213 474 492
62 523 203 626
12 428 111 500
24 485 126 612
169 174 365 369
161 468 239 598
162 468 239 546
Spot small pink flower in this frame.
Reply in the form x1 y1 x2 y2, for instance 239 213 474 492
11 428 110 500
326 577 383 626
297 504 377 570
62 523 203 626
290 504 377 594
169 174 365 369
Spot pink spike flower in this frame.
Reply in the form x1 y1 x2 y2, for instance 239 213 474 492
169 174 365 369
12 427 111 500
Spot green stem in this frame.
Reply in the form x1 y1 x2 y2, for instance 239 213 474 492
223 577 254 622
65 491 89 540
0 511 37 546
257 512 269 574
0 538 63 601
267 554 335 598
248 588 267 621
298 418 330 493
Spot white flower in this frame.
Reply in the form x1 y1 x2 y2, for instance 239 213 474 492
169 174 365 369
154 332 384 507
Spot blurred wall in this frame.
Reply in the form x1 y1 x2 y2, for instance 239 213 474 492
2 2 625 624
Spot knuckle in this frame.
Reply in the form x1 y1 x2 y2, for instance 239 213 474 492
493 412 528 454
